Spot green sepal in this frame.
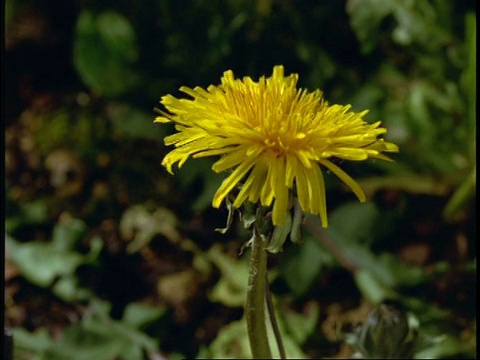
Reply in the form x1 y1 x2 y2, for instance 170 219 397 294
241 201 258 230
215 197 236 234
267 212 292 254
289 200 303 244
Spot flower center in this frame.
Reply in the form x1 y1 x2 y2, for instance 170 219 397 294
261 127 308 158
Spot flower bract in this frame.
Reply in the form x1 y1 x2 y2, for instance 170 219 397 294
155 66 398 227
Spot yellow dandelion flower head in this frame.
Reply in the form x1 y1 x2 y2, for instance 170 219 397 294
155 66 398 227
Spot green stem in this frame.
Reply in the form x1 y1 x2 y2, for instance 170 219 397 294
265 275 286 359
246 227 272 359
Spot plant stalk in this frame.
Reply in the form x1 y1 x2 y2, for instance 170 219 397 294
246 227 272 358
265 275 286 359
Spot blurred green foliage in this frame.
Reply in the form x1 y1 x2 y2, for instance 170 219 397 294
12 300 166 360
4 0 475 359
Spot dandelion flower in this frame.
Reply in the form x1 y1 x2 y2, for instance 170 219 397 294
155 66 398 227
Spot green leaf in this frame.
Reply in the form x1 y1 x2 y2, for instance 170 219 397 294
40 299 160 360
413 333 475 359
5 0 19 26
205 317 308 359
53 275 93 302
74 10 141 96
206 319 251 358
354 269 397 304
391 1 451 49
346 0 394 53
280 235 333 296
462 13 476 151
12 327 55 356
328 201 382 245
5 199 49 234
208 245 249 307
122 302 166 329
12 316 159 360
44 325 126 360
96 12 138 62
399 296 451 325
376 253 430 287
108 103 162 139
303 205 403 299
51 218 87 250
6 236 85 287
280 301 320 345
6 225 102 289
443 166 476 223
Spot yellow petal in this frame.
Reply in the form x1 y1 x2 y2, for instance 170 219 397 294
212 157 256 208
320 159 366 202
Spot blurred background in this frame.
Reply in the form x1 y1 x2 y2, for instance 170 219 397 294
4 0 476 359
